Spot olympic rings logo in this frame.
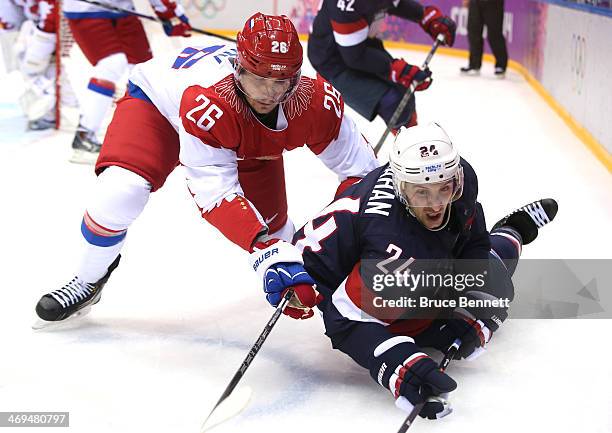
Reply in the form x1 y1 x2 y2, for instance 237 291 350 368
570 33 586 95
182 0 226 18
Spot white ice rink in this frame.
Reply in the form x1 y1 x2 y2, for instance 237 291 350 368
1 35 611 433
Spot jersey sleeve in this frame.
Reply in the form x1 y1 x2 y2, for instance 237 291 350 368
325 2 393 76
388 0 424 22
294 195 363 292
179 85 267 251
306 78 380 180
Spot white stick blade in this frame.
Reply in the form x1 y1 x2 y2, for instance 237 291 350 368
200 386 252 432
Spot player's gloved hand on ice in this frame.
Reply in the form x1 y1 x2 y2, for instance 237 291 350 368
389 59 432 91
394 353 456 419
420 5 457 46
371 338 456 419
154 0 192 37
249 239 323 320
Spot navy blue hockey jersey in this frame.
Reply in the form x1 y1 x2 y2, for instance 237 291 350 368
308 0 424 79
293 159 490 337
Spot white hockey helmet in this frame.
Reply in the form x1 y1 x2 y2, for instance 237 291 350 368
389 122 464 228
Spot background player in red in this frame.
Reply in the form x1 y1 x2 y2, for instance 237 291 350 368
62 0 191 163
34 13 379 327
1 0 77 130
308 0 456 131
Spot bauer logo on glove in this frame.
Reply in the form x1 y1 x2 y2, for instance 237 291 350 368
249 239 323 319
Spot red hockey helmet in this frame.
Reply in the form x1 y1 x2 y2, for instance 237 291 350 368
235 13 302 105
236 13 302 78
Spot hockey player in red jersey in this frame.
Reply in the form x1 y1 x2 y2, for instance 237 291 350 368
308 0 456 131
62 0 192 164
34 13 379 326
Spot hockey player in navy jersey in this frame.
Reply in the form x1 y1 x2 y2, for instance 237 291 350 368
264 123 557 418
308 0 456 130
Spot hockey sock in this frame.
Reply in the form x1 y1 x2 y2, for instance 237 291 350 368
490 227 522 276
79 52 128 132
76 167 151 283
79 78 116 132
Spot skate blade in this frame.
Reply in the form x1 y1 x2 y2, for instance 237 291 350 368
69 149 99 165
32 306 93 331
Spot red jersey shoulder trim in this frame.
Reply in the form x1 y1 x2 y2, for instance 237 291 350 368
330 18 368 35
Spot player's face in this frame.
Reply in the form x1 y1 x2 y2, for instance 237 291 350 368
235 68 296 114
401 180 455 229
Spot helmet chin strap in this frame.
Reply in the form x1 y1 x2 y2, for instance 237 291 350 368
406 203 452 231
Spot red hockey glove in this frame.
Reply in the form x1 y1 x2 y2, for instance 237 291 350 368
154 0 191 37
420 5 457 46
389 59 432 91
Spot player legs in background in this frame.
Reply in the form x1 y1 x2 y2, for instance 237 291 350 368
461 0 508 76
8 1 77 130
327 67 419 133
66 15 152 164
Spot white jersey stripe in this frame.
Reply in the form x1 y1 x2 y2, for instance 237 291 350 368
333 27 369 47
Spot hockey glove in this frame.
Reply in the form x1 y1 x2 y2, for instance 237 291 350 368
371 337 457 419
389 59 432 91
432 314 492 360
420 5 457 46
153 0 192 37
249 239 323 320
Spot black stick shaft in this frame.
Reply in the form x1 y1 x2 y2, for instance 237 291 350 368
203 289 295 424
75 0 236 42
396 338 461 433
373 34 445 156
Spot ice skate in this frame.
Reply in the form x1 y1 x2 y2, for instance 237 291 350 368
33 255 121 329
70 126 101 165
492 198 558 244
27 110 56 131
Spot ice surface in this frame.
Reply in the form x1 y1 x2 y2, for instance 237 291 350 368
0 36 611 433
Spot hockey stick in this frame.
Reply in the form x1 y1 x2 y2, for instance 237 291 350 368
200 288 296 432
395 338 461 433
74 0 236 42
373 34 446 157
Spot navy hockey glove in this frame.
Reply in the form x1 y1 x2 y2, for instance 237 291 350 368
420 5 456 46
370 336 457 419
249 239 323 320
431 315 492 360
389 59 432 91
154 0 192 37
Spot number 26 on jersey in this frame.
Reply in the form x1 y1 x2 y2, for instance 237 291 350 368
185 94 224 131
